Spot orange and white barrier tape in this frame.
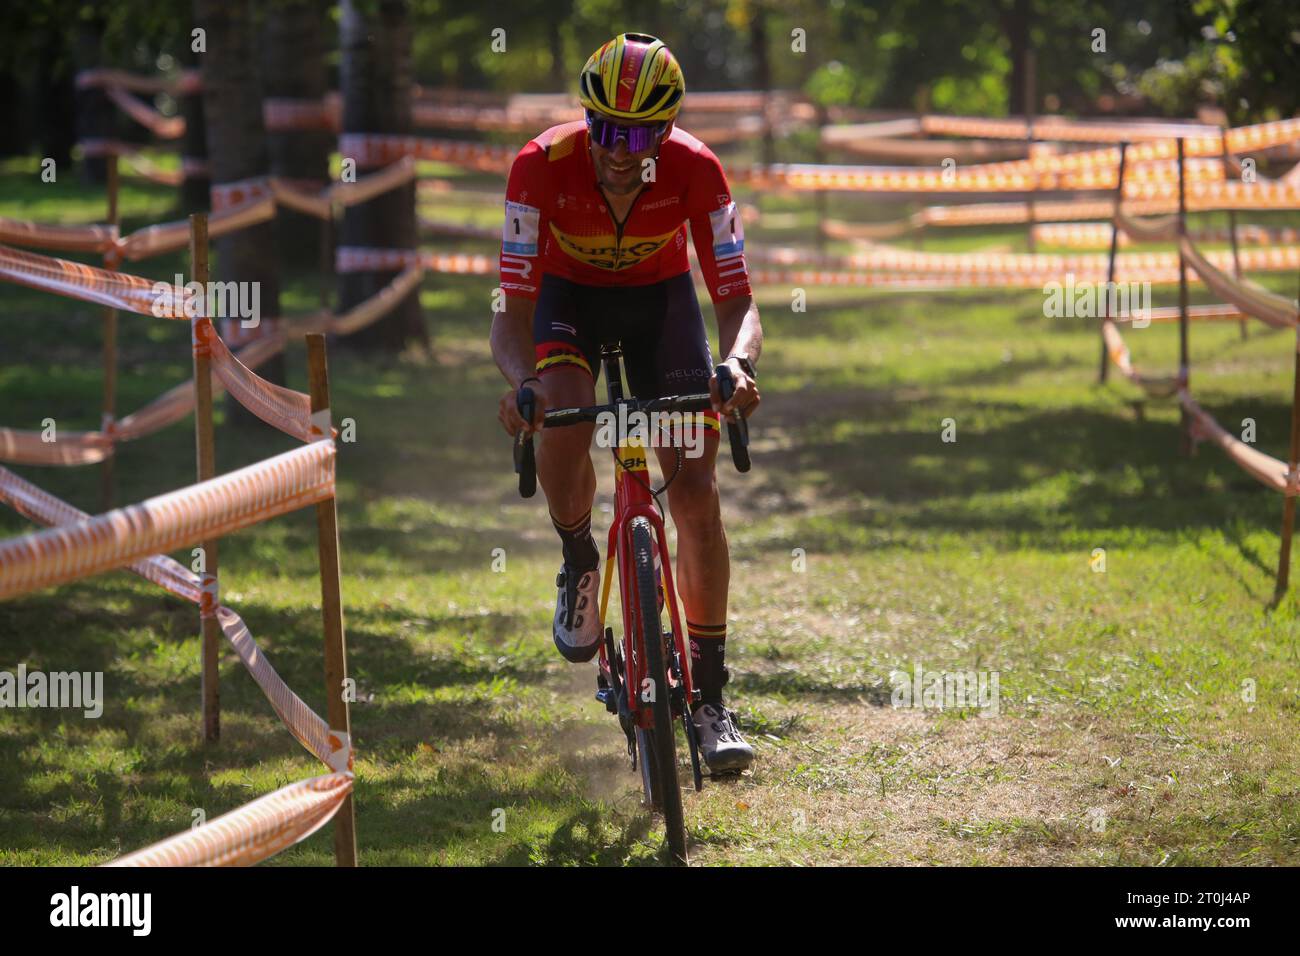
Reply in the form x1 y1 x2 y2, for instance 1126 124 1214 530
734 155 1231 193
1124 179 1300 210
0 465 203 603
210 178 277 213
1035 221 1294 249
329 265 425 335
0 272 417 464
202 322 320 442
768 239 1300 280
76 68 201 97
79 139 176 160
0 440 335 600
263 94 341 133
919 115 1300 154
216 607 351 769
1177 234 1300 328
0 216 119 255
119 193 277 261
325 155 418 210
0 467 350 771
0 428 114 466
0 244 188 317
104 85 185 139
105 771 353 867
1098 319 1181 396
336 245 492 275
1181 390 1291 494
0 167 414 265
338 133 515 173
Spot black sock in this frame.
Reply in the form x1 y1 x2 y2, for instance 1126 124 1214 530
688 622 728 705
551 510 599 572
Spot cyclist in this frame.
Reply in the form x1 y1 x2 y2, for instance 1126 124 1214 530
491 33 763 774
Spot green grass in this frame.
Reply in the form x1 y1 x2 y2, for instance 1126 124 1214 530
2 163 1300 866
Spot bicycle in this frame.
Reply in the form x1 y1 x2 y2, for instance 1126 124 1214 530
512 342 751 865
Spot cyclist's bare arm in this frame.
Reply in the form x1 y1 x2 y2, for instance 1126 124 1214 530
490 295 545 434
712 293 763 418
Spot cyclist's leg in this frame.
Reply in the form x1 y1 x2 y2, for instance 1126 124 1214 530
624 275 731 701
533 275 601 535
534 277 606 661
631 274 752 770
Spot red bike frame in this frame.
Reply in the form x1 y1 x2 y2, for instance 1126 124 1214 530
596 434 695 729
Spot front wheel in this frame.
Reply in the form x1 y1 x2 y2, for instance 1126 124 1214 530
630 517 687 865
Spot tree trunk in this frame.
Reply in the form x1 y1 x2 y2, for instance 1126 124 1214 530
34 23 75 170
75 14 109 186
193 0 287 412
337 0 425 352
1002 0 1032 118
261 0 332 269
0 68 27 159
750 3 775 165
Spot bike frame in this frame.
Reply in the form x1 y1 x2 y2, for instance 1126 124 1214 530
592 347 695 729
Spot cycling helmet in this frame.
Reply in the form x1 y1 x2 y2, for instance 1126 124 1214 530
577 33 686 122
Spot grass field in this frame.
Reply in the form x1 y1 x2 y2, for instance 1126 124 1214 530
2 159 1300 866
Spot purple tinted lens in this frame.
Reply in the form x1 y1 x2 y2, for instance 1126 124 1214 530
588 115 662 152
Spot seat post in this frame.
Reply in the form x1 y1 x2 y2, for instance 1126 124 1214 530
601 344 625 404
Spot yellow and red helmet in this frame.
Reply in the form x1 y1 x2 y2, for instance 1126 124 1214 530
578 33 686 123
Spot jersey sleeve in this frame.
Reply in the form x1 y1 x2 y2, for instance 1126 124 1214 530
687 144 752 304
499 140 547 300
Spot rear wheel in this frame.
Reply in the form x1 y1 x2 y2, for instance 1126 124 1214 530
630 517 687 865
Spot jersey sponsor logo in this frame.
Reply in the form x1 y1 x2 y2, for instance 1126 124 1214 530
709 201 744 260
500 254 534 279
640 195 681 211
503 201 540 256
549 224 680 272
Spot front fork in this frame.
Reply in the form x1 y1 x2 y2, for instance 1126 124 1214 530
593 515 704 790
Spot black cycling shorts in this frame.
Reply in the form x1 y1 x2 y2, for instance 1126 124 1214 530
532 271 720 430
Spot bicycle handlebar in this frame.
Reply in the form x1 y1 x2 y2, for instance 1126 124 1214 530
513 363 753 497
714 364 752 474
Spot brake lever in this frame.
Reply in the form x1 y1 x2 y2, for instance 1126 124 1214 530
713 364 751 473
515 386 537 497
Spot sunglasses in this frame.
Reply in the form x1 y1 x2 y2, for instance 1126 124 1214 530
585 111 667 153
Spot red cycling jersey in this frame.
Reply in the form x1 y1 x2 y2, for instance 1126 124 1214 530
498 121 751 304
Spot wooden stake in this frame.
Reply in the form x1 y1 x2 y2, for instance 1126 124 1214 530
306 332 358 867
100 154 120 510
1275 270 1300 601
1100 142 1128 385
190 213 221 744
1220 128 1246 341
1177 138 1192 457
